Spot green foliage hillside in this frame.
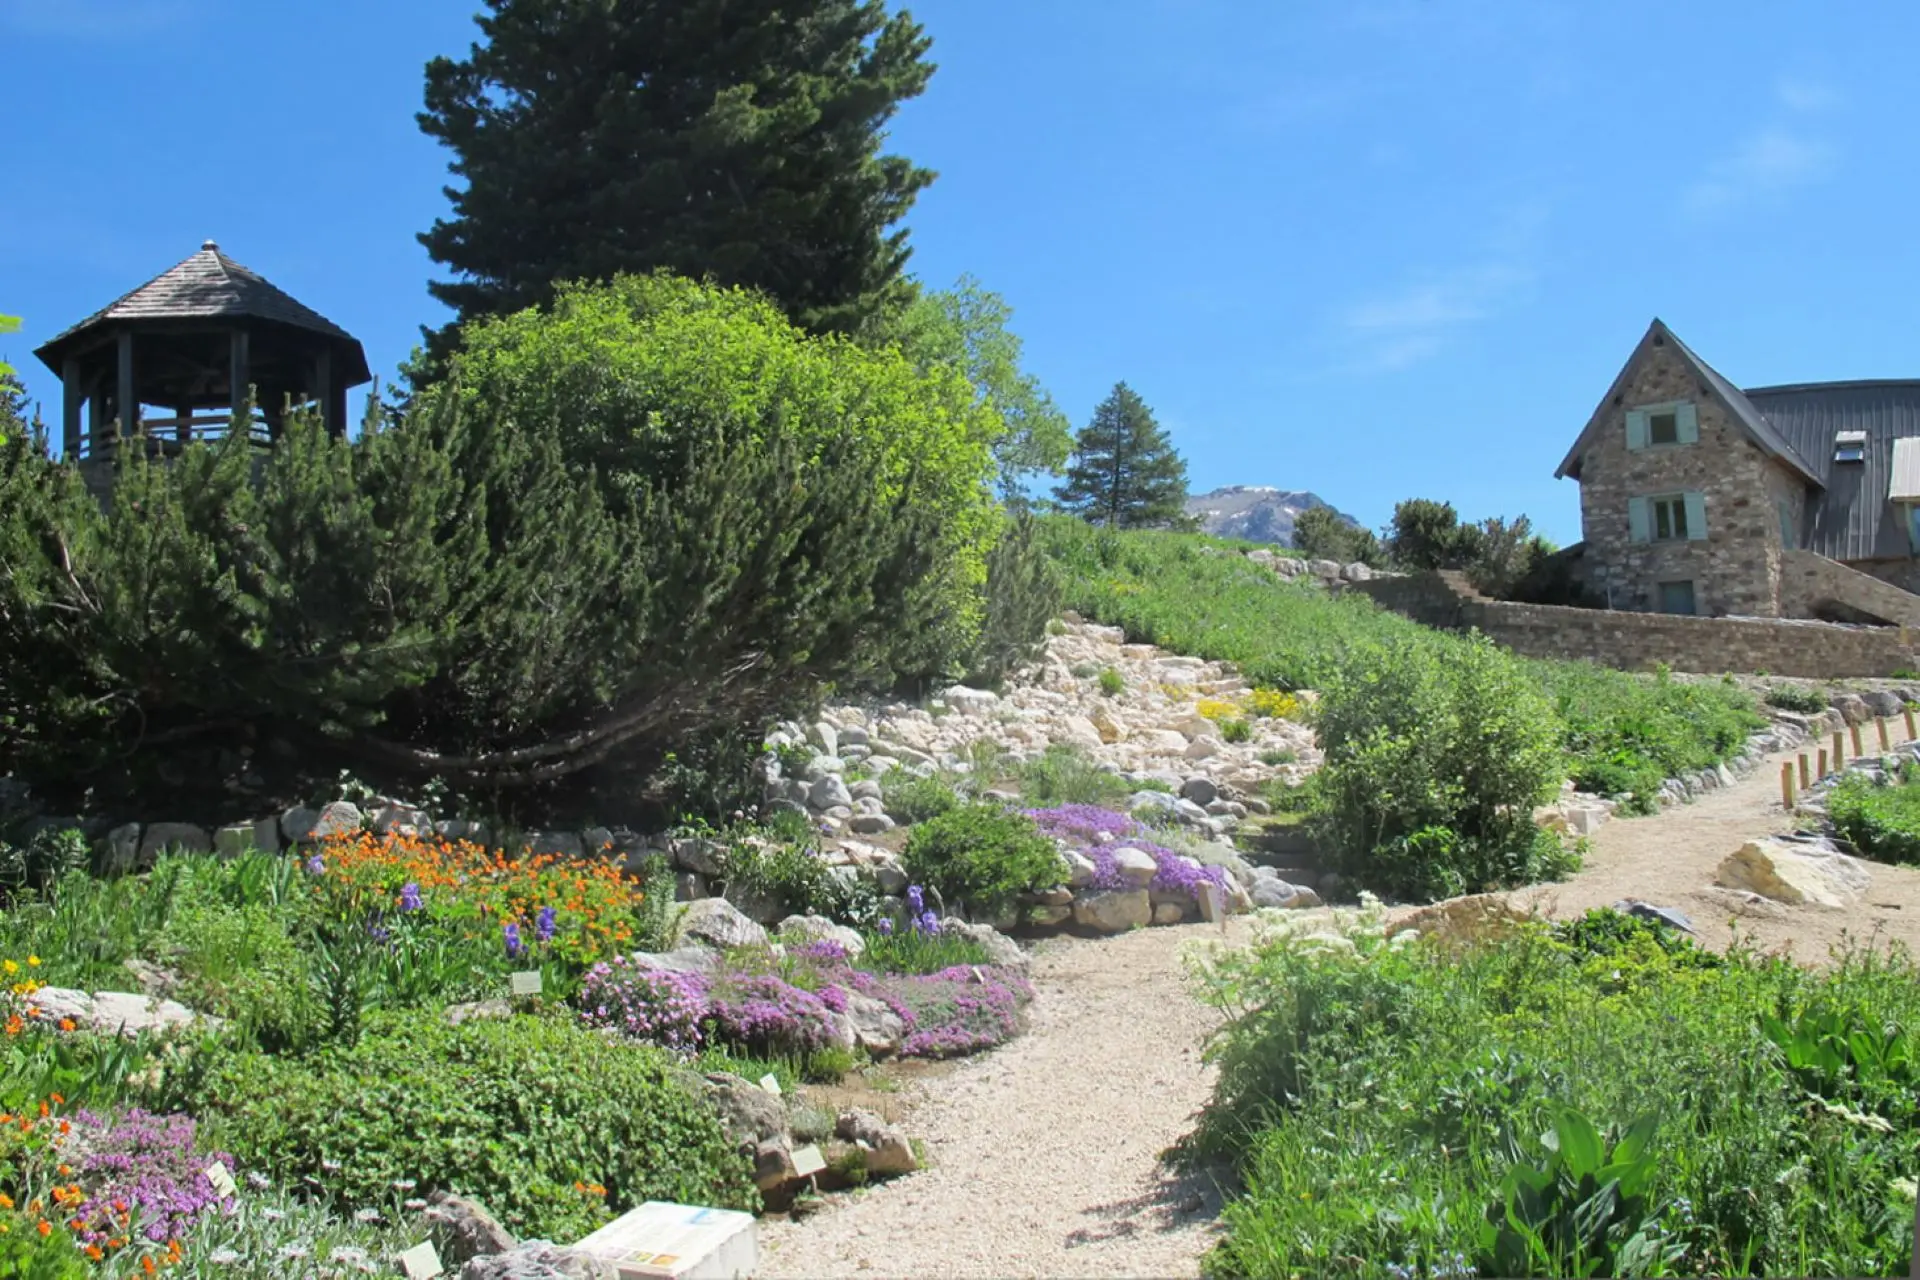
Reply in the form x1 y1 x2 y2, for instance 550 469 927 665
1039 520 1762 812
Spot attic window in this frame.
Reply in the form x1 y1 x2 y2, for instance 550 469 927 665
1834 431 1867 464
1648 411 1679 445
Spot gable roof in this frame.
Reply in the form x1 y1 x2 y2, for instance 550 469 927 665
34 241 370 384
1555 318 1823 487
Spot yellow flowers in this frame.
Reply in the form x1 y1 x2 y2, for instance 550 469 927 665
1248 687 1304 720
1195 698 1241 722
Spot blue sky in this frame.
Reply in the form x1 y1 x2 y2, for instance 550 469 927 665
4 1 1917 544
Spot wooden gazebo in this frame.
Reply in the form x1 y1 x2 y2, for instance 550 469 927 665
33 240 371 463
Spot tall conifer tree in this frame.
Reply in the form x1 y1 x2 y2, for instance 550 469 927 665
416 0 936 353
1053 382 1195 529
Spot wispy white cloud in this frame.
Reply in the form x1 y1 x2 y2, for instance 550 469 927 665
1681 76 1840 219
1682 128 1833 218
1775 76 1840 113
0 0 194 40
1335 262 1535 373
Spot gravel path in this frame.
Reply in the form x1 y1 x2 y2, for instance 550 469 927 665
756 920 1247 1279
1465 741 1920 963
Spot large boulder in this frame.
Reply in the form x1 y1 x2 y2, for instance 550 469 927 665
1071 889 1152 933
1109 847 1159 887
699 1072 788 1152
29 989 217 1038
940 685 999 715
934 919 1029 970
138 823 210 862
808 775 854 812
835 1109 918 1178
1864 689 1906 718
777 914 865 958
1715 838 1870 908
840 991 907 1056
424 1191 517 1265
458 1243 617 1280
675 898 769 951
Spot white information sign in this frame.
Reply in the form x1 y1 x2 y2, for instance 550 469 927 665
396 1240 445 1279
570 1201 760 1279
510 970 544 997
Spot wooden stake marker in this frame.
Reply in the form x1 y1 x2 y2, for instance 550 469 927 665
1780 762 1796 810
1905 705 1916 740
1818 747 1830 778
1879 718 1892 751
1798 753 1811 791
1834 731 1847 770
1852 722 1865 757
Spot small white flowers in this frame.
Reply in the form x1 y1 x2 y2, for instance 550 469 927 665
353 1207 383 1223
209 1247 242 1266
246 1170 271 1190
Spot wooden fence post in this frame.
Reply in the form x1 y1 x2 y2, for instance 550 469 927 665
1781 762 1795 810
1906 705 1917 741
1834 731 1846 770
1818 747 1830 777
1879 718 1892 751
1852 722 1865 757
1798 753 1811 791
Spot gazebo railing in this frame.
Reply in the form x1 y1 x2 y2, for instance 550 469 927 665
77 412 275 461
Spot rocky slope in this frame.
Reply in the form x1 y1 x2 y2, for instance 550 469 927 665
1184 486 1359 546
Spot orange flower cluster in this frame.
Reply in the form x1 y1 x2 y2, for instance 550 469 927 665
1 956 53 1039
311 831 644 964
0 1097 181 1272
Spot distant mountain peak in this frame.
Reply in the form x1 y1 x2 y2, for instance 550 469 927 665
1185 485 1359 546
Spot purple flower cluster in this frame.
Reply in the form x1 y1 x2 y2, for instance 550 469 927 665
69 1108 236 1246
579 945 1035 1062
1024 805 1228 902
904 885 940 936
398 881 424 912
579 957 707 1051
535 905 558 944
503 922 525 958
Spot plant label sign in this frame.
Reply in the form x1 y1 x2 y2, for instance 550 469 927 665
790 1144 827 1179
970 966 985 984
396 1241 444 1278
510 970 543 997
1200 882 1226 929
203 1160 237 1198
571 1201 759 1279
757 1073 782 1097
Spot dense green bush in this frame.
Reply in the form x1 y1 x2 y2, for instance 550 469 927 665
1544 666 1764 812
1314 633 1571 899
1191 903 1920 1278
884 772 961 825
1827 771 1920 865
419 273 1001 678
1764 683 1832 715
901 803 1066 916
964 508 1062 687
186 1011 755 1241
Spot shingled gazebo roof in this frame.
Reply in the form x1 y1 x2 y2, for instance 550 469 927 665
35 240 371 386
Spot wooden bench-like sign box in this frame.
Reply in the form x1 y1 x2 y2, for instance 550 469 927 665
570 1201 759 1279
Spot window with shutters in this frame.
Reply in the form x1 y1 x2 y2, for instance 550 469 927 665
1627 402 1698 450
1652 495 1689 541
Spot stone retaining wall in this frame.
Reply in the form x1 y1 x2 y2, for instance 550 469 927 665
1355 572 1920 678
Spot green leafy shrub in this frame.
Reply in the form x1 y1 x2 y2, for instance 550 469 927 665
1097 667 1125 697
901 804 1066 917
1009 744 1131 808
1219 718 1252 744
1315 633 1570 899
1191 898 1920 1279
1827 774 1920 866
187 1011 755 1241
884 773 961 825
1258 748 1297 767
1764 684 1831 715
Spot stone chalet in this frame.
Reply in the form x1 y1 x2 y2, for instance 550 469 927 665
1555 319 1920 628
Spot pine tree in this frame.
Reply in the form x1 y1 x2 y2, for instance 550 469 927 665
416 0 936 354
1053 383 1195 529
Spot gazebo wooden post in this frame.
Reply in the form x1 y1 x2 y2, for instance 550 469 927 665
229 328 251 435
60 358 82 459
115 330 136 446
316 346 342 438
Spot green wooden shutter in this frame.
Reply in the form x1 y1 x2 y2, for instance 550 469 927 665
1683 490 1708 540
1676 402 1699 443
1779 502 1795 549
1626 409 1650 451
1628 496 1651 543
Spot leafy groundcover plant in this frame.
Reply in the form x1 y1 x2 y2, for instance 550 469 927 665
1187 901 1920 1278
1826 767 1920 866
182 1010 756 1243
900 804 1066 917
